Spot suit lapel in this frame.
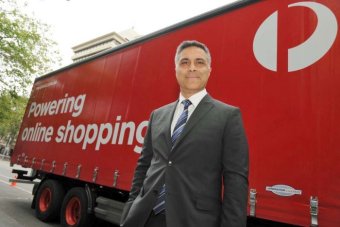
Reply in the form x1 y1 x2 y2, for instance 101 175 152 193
171 94 214 151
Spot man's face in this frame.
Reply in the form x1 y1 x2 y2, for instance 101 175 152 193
175 46 211 97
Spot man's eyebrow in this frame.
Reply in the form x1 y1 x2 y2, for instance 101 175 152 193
195 58 206 61
180 57 206 61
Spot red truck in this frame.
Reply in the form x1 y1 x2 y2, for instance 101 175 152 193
10 0 340 226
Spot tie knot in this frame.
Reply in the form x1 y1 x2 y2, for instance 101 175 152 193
182 99 192 109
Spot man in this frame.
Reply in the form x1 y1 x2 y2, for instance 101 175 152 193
120 40 249 227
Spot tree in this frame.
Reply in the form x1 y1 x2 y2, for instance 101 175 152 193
0 0 61 95
0 91 28 148
0 0 61 148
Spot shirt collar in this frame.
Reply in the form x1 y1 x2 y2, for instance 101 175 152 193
178 89 207 108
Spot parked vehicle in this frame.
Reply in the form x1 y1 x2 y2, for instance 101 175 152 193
11 0 340 226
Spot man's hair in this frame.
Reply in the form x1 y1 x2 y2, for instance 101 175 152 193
175 40 211 67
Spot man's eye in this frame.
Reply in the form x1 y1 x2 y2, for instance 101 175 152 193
196 60 205 65
181 61 189 65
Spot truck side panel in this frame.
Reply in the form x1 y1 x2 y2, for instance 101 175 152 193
12 0 340 226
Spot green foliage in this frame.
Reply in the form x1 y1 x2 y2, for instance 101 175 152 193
0 0 61 145
0 0 61 95
0 91 28 146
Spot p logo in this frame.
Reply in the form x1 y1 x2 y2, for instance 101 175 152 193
253 2 338 72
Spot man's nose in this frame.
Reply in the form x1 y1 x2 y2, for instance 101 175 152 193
189 63 196 71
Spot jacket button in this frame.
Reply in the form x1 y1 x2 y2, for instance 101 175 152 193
168 161 172 166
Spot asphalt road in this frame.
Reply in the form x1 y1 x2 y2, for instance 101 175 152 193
0 158 117 227
0 158 59 227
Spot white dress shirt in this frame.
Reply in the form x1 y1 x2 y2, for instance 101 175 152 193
170 89 208 136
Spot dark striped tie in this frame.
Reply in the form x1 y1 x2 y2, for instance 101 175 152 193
153 99 192 214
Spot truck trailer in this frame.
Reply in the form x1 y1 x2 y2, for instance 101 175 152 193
10 0 340 226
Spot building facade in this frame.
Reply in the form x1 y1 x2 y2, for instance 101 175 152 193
71 28 141 62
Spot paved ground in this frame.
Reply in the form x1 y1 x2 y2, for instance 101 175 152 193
0 158 117 227
0 158 59 227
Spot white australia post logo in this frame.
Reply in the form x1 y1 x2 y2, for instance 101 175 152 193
266 184 302 197
253 1 338 72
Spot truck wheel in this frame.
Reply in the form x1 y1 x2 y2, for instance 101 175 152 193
60 187 94 227
35 179 65 222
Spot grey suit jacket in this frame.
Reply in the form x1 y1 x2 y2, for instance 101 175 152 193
120 94 249 227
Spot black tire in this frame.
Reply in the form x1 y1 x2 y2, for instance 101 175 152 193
60 187 94 227
35 179 65 222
